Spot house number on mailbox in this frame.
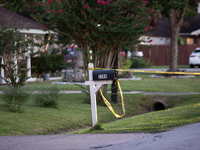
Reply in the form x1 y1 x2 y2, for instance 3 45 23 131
98 74 108 79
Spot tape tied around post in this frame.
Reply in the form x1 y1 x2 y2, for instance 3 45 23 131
99 79 125 118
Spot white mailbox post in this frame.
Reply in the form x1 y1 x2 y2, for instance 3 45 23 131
85 63 113 126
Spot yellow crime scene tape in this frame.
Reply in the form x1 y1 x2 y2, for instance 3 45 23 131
89 67 200 118
99 79 125 118
88 67 200 76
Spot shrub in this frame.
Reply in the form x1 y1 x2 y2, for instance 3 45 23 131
31 55 50 75
120 55 132 78
32 54 63 76
130 57 152 68
2 86 31 113
90 122 104 131
34 83 62 108
47 54 64 75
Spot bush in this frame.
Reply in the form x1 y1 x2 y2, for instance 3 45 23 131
119 55 132 78
47 54 64 75
130 57 152 68
31 55 50 75
34 83 62 108
32 54 64 76
90 122 104 131
2 86 31 113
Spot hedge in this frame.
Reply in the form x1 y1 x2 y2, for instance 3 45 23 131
32 54 64 76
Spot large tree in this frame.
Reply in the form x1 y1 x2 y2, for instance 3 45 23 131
33 0 153 78
0 0 44 19
147 0 199 71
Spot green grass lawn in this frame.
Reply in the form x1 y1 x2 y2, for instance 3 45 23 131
27 74 200 93
150 65 189 69
0 92 200 136
96 102 200 133
0 74 200 136
23 71 200 93
69 95 200 134
24 81 84 91
119 74 200 92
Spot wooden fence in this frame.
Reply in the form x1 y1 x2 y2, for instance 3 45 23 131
139 44 200 66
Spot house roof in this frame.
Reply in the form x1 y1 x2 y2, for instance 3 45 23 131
145 18 171 37
0 6 44 30
191 29 200 35
179 14 200 35
146 14 200 37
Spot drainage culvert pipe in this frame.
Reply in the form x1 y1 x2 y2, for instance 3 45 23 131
150 100 166 111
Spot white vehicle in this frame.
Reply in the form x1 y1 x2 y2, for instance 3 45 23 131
127 51 143 58
189 47 200 68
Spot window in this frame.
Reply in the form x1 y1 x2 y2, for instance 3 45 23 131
187 38 194 44
194 49 200 53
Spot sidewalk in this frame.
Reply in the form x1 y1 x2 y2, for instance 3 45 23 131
58 90 200 95
52 81 200 95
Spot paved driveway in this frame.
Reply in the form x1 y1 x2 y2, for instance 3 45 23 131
102 122 200 150
0 133 150 150
0 122 200 150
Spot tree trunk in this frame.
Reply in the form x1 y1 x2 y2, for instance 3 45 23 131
169 11 180 72
73 51 84 82
111 50 119 103
169 8 186 72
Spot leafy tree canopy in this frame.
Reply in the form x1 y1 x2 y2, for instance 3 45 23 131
147 0 199 18
33 0 154 69
0 0 43 19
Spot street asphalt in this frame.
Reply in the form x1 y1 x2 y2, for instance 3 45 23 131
0 122 200 150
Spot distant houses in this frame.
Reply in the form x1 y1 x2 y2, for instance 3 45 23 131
138 4 200 66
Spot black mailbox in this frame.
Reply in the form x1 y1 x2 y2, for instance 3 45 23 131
93 69 115 81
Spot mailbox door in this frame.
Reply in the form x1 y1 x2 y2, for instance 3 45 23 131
93 70 115 80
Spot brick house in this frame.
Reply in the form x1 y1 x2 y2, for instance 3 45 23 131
0 6 50 83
